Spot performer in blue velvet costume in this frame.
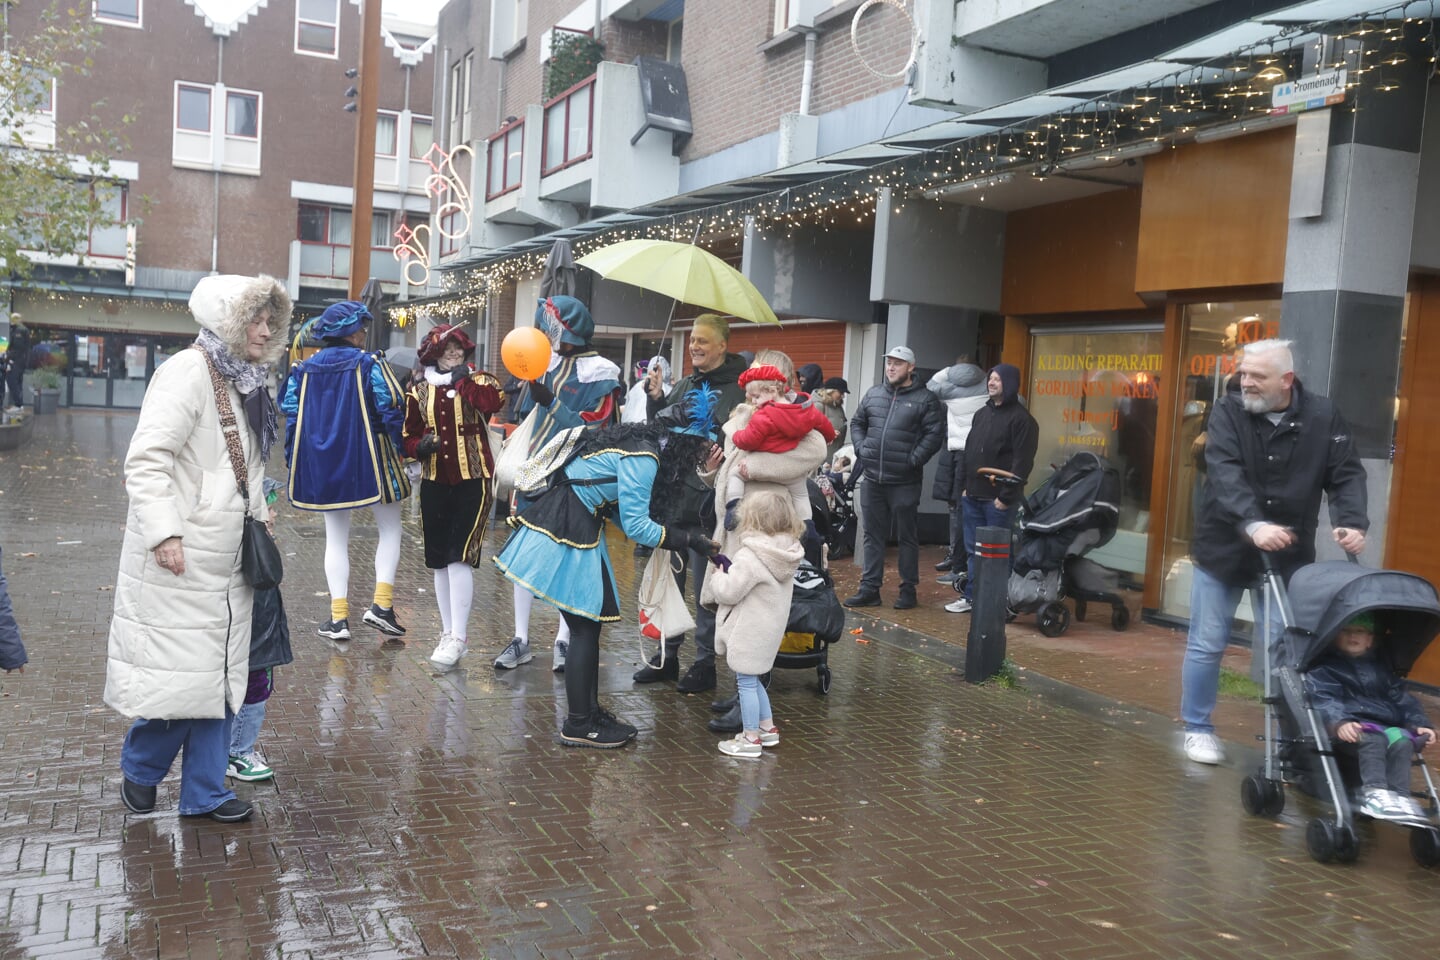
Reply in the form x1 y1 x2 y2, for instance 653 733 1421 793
281 301 410 643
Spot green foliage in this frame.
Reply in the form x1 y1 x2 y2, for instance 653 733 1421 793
544 31 605 101
32 367 60 390
1218 666 1263 701
983 658 1023 690
1 2 135 284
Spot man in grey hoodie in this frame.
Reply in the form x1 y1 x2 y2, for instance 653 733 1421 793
927 360 990 582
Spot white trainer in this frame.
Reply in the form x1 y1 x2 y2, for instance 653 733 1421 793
1183 732 1225 765
429 633 468 668
945 598 972 614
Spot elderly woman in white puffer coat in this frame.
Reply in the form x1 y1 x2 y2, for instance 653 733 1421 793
105 274 290 823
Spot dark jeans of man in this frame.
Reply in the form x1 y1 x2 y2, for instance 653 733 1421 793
4 368 21 409
962 494 1015 601
947 502 964 566
662 545 715 664
859 480 921 593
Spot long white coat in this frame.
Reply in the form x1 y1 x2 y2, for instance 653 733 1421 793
104 275 290 720
710 532 805 676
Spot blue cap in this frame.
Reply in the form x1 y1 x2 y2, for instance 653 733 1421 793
313 300 372 341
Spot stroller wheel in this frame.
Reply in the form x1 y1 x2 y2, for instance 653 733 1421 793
1073 598 1087 622
1241 776 1286 818
951 571 968 596
1334 825 1359 863
1111 605 1131 631
1306 818 1338 864
1410 827 1440 868
1037 602 1071 638
817 665 832 695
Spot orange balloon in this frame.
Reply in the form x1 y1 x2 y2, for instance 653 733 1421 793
501 327 552 381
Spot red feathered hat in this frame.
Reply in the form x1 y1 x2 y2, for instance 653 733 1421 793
738 364 787 388
417 324 476 365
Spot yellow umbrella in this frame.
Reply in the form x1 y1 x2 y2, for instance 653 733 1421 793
577 238 780 325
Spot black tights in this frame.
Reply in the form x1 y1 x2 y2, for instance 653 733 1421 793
561 611 602 724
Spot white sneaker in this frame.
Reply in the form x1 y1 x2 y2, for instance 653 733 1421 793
553 638 568 673
429 633 468 668
718 734 763 759
945 598 972 614
1183 732 1225 765
493 636 533 670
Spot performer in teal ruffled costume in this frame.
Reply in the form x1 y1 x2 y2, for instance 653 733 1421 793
497 295 623 674
494 390 721 749
281 301 410 643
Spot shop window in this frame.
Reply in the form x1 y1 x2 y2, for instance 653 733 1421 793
296 0 340 57
1157 301 1282 624
1027 324 1165 585
94 0 141 26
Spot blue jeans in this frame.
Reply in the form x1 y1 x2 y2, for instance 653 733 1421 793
1180 564 1283 733
736 672 773 734
962 495 1014 601
121 712 236 816
228 700 267 757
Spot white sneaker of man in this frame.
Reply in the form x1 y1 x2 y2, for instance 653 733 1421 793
1183 731 1225 765
945 598 972 614
429 633 468 668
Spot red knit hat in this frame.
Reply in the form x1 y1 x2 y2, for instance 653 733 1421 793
739 364 787 387
417 324 476 365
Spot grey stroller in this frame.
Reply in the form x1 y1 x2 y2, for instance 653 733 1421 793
1241 559 1440 866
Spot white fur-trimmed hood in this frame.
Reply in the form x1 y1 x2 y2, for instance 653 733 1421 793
188 274 291 366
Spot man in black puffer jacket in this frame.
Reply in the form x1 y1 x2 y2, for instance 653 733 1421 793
947 363 1038 615
844 346 946 610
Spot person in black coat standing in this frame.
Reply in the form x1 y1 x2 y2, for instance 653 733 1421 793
1180 338 1368 766
843 346 946 610
946 363 1038 615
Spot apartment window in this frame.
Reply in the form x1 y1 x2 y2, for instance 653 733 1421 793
667 17 683 63
89 186 128 259
369 212 393 248
376 112 398 157
298 204 330 243
447 51 473 147
176 85 211 132
94 0 141 26
486 119 524 200
296 0 340 57
410 117 433 159
542 76 594 176
439 207 464 257
20 68 55 115
225 92 259 139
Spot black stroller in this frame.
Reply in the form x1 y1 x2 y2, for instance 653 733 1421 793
1241 559 1440 866
954 452 1131 637
764 559 844 694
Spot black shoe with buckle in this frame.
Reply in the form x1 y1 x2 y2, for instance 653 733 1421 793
677 658 716 694
362 604 406 636
559 712 631 749
121 778 156 814
632 650 679 684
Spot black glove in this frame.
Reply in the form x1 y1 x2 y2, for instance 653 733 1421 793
663 528 719 557
529 379 555 407
416 433 440 457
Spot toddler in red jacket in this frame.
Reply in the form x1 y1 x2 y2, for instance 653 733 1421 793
724 364 836 531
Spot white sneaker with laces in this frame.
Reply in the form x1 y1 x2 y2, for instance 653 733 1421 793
1183 732 1225 765
1360 787 1414 823
718 734 763 759
493 636 533 670
945 598 972 614
429 633 468 667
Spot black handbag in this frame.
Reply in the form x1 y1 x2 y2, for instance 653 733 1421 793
197 347 284 589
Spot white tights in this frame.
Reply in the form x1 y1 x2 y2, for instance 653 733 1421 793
511 582 570 647
433 563 474 641
322 501 403 603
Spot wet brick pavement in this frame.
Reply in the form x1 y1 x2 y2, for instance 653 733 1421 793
4 411 1440 959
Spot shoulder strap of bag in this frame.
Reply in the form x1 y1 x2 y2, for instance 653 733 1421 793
192 345 253 516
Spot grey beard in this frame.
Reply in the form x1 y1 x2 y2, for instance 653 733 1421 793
1241 394 1275 414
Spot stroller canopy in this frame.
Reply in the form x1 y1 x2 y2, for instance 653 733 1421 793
1285 561 1440 675
1014 452 1120 574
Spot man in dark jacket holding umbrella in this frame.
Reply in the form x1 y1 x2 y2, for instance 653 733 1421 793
844 346 947 610
945 363 1038 615
1180 338 1368 766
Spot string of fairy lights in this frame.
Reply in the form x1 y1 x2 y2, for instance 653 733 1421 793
407 6 1433 325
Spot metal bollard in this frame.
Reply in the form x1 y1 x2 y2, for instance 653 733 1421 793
965 524 1010 683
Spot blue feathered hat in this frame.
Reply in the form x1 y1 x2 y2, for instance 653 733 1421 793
313 300 372 341
657 385 720 440
535 296 594 347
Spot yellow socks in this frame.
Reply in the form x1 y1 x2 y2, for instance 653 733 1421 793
331 598 349 621
373 582 394 611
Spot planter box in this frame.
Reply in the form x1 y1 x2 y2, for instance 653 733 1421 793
32 389 60 415
0 413 34 450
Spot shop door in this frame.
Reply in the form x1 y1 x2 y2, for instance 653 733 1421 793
1027 324 1165 590
69 333 154 408
1155 301 1281 625
1388 278 1440 685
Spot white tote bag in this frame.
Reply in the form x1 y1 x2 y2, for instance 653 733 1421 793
493 408 538 500
637 548 694 659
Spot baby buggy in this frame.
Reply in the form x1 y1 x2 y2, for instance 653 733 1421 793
764 559 844 694
1241 559 1440 866
953 452 1130 637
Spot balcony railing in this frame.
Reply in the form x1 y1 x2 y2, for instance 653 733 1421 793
299 242 402 283
541 75 595 176
486 118 524 200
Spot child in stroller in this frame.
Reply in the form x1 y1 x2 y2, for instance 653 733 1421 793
1308 612 1435 824
1242 559 1440 866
